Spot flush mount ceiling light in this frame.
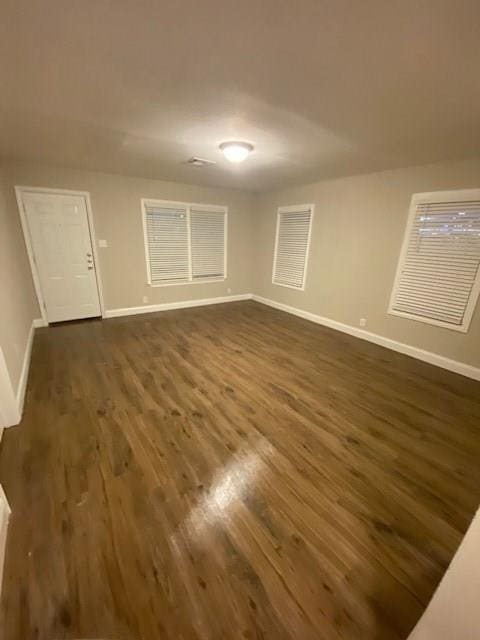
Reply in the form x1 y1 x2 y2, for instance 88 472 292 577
219 141 254 163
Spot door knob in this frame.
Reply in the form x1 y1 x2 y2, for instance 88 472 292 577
88 266 94 270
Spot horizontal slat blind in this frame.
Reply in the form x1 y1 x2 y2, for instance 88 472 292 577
190 209 225 280
145 205 189 283
391 199 480 326
273 208 312 288
143 201 227 285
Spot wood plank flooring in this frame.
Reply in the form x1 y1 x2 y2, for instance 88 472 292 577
0 300 479 640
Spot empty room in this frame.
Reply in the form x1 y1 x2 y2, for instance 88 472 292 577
1 2 480 639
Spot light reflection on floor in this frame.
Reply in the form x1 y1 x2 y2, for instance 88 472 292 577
172 439 275 544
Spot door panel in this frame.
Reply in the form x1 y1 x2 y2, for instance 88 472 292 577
23 192 101 323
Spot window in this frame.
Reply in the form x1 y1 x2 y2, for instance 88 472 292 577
142 199 227 286
272 204 314 290
389 190 480 332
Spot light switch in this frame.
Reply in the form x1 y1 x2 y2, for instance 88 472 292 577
98 239 108 248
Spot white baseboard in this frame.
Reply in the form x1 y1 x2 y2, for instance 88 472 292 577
33 317 47 328
0 349 19 428
0 484 11 600
104 293 253 318
32 293 479 381
15 320 36 418
0 319 38 429
252 295 480 381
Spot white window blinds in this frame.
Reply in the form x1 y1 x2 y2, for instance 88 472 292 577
191 209 226 280
143 200 227 285
389 191 480 331
272 205 313 289
144 205 189 283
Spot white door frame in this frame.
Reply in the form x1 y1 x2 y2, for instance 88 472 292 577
15 186 106 325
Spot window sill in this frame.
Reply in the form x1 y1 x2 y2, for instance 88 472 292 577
272 280 305 291
387 308 469 333
148 277 226 288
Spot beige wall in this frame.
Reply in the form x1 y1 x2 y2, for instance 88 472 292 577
253 158 480 368
0 166 39 393
5 162 255 311
3 157 480 370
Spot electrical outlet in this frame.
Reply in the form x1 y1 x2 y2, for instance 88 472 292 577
142 296 149 304
98 239 108 248
359 318 367 327
227 287 232 294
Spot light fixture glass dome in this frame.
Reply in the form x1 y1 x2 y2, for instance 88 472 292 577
219 141 254 163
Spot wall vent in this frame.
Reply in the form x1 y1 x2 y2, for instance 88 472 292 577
187 157 216 167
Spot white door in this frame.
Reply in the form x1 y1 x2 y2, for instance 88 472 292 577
22 192 101 323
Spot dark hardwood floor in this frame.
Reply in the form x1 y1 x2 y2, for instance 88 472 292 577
0 300 479 640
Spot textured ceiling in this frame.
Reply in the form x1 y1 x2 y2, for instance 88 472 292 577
1 0 480 191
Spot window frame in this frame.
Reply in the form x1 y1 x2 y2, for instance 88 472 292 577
388 189 480 333
141 198 228 287
272 204 314 291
